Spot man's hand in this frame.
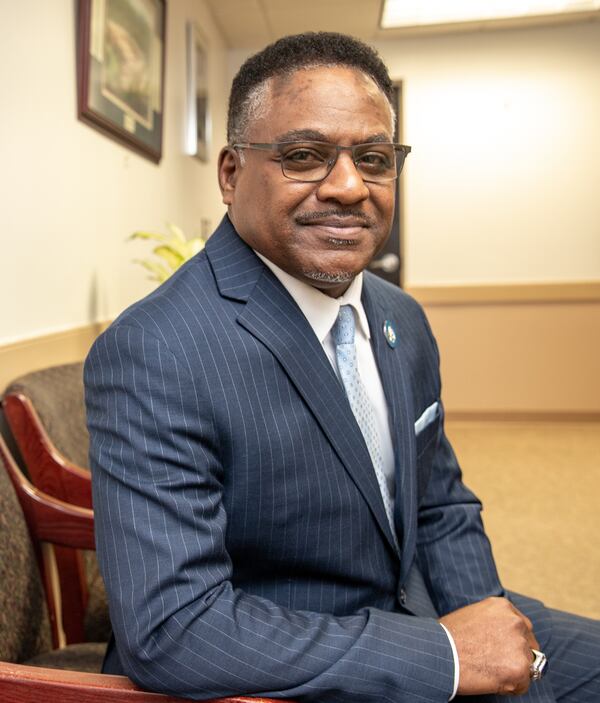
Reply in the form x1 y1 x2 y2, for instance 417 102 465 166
440 596 539 696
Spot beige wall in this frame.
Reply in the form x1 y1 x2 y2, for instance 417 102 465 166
374 22 600 286
0 0 227 347
419 295 600 416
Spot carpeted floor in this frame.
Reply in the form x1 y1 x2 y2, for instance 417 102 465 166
445 421 600 620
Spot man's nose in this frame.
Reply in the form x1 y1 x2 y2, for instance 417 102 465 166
315 152 370 204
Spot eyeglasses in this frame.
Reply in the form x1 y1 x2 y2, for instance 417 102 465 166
232 141 411 184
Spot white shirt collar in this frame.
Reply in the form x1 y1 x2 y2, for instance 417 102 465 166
254 252 371 344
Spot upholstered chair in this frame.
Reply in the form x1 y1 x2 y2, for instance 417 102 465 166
0 434 104 671
2 363 108 644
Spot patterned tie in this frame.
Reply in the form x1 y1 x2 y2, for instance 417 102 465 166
331 305 399 552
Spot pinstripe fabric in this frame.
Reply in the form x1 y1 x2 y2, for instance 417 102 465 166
85 216 597 702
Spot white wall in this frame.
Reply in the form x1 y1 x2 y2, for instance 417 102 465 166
0 0 228 346
374 22 600 286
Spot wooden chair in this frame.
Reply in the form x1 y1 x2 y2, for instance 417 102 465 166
1 363 106 645
0 664 279 703
2 362 91 508
0 435 286 703
0 432 96 652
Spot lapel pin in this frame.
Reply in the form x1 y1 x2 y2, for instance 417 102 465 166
383 320 398 348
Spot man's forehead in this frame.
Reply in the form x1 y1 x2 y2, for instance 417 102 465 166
257 65 395 136
268 64 385 100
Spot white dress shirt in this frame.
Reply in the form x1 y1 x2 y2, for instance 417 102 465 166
255 252 459 700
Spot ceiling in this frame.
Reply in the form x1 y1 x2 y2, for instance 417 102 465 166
203 0 600 48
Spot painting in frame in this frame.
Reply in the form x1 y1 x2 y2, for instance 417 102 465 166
77 0 166 163
185 22 210 161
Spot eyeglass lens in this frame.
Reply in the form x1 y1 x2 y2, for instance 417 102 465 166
278 142 403 183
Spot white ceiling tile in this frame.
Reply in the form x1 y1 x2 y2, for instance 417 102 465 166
262 0 382 40
204 0 271 47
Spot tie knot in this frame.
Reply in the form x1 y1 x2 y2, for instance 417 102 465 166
331 305 355 346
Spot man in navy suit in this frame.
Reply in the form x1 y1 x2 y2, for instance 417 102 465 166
85 33 600 702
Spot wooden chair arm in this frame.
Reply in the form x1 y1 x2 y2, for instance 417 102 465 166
0 434 95 550
0 661 287 703
2 393 92 507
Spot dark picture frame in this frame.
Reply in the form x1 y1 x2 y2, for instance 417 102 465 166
77 0 166 164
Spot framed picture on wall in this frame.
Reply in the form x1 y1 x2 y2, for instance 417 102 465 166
77 0 166 164
184 22 210 161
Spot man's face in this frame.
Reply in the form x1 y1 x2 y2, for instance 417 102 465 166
219 66 396 298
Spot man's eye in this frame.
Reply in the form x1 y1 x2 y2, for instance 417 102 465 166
284 149 325 163
358 152 391 170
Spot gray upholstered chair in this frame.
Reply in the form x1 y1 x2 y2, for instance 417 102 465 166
2 362 91 502
0 433 104 671
2 363 109 644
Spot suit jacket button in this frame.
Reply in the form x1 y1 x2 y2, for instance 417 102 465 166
399 587 407 605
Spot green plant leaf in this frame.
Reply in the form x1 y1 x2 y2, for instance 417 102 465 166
166 223 186 242
134 258 172 282
130 225 207 282
164 238 193 259
129 230 173 244
153 245 185 269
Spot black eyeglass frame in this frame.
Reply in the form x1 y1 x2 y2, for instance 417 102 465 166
231 141 412 183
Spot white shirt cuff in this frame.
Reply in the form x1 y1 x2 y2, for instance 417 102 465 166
439 623 460 700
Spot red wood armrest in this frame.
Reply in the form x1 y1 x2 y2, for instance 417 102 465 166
0 434 95 550
2 393 92 508
0 661 288 703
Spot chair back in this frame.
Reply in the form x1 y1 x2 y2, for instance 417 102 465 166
2 363 110 644
4 362 89 469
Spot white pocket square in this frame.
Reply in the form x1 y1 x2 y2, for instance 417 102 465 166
414 401 439 435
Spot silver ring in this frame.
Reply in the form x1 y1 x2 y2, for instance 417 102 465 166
530 648 547 681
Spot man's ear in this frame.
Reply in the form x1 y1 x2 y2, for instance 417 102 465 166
218 147 240 206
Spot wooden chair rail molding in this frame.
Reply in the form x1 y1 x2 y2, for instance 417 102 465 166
0 321 110 391
406 280 600 306
0 661 287 703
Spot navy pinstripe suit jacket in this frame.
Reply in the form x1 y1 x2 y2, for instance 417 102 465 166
85 216 548 702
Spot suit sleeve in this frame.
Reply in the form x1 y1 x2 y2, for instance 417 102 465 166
413 309 505 617
85 322 455 703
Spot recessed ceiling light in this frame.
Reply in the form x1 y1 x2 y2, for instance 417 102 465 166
380 0 600 29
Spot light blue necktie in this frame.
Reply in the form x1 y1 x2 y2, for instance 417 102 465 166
331 305 399 552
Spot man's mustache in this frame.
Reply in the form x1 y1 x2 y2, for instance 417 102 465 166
294 210 374 227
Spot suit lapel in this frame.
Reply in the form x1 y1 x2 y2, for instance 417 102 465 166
205 217 398 554
362 277 418 582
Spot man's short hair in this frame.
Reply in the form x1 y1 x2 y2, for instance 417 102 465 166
227 32 395 144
